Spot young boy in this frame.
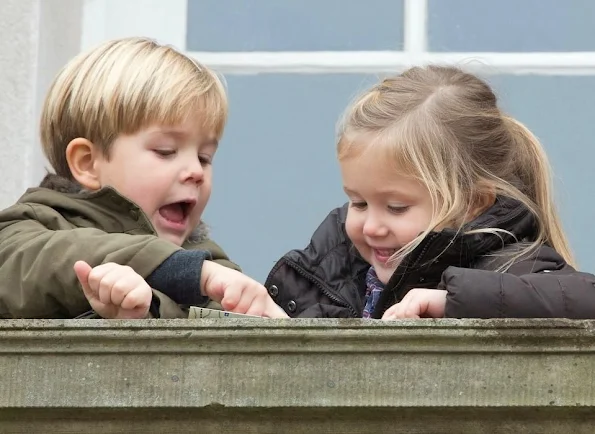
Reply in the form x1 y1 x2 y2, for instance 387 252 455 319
0 37 285 319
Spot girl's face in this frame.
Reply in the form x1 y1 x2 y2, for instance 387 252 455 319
341 147 434 285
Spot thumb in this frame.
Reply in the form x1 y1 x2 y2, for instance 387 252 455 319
73 260 93 297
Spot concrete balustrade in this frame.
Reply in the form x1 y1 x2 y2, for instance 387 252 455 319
0 318 593 433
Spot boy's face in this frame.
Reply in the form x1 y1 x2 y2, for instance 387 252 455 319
95 118 217 246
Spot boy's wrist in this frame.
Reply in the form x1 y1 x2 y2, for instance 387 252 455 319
200 260 214 297
146 250 211 305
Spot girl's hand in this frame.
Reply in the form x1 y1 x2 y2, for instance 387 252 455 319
382 288 446 319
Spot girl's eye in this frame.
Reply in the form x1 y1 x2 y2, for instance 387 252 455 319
154 149 175 157
388 205 410 214
350 201 367 210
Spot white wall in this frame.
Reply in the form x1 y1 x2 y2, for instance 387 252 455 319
0 0 82 208
0 0 189 208
81 0 187 51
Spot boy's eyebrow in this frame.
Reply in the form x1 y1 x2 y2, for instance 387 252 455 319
146 128 185 140
155 128 189 138
151 128 219 147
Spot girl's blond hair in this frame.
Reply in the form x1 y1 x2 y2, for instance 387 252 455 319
337 65 574 268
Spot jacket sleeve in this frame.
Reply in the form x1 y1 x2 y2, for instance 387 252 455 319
0 204 184 318
266 258 356 318
189 238 241 272
443 265 595 319
265 205 367 319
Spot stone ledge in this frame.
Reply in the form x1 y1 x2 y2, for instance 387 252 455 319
1 319 594 433
2 318 595 353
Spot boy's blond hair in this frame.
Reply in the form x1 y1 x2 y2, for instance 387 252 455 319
40 37 228 179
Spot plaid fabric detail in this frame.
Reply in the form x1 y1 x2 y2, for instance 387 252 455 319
362 267 384 318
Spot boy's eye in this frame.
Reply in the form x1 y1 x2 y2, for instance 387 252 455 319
199 154 213 165
388 205 410 214
154 149 175 157
350 201 367 210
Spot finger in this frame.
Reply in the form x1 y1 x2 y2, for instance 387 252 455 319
262 299 289 318
220 284 242 311
117 306 149 320
383 295 415 320
120 284 152 311
88 264 121 305
109 267 141 307
204 280 225 302
241 285 269 316
381 303 399 320
73 261 93 297
244 295 266 317
397 293 421 319
74 261 113 315
403 299 422 319
85 263 114 292
231 286 260 315
414 296 433 318
402 289 439 318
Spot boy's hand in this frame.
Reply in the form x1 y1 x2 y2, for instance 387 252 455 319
200 261 288 318
382 288 447 320
73 261 152 319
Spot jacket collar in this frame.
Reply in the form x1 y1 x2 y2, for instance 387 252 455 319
27 173 209 244
373 196 538 317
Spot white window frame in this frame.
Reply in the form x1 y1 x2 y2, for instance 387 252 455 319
82 0 595 76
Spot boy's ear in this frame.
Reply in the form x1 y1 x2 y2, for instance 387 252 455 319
65 138 102 190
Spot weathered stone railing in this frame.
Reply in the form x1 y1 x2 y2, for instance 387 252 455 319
1 318 594 433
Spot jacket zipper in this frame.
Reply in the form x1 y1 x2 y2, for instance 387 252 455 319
265 257 359 318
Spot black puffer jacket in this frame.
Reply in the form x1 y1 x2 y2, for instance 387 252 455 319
265 197 595 318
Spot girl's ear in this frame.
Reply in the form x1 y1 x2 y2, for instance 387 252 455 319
65 138 102 190
469 190 496 221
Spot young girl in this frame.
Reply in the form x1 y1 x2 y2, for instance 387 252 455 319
265 65 595 319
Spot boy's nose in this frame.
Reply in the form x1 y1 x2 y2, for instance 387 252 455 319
183 159 204 184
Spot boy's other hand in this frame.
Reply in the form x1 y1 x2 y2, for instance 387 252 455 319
74 261 152 319
200 261 288 318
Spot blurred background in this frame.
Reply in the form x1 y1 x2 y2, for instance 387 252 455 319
2 0 594 280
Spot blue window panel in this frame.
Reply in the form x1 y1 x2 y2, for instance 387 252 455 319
429 0 595 52
187 0 403 51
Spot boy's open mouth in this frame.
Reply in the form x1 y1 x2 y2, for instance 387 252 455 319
158 200 196 224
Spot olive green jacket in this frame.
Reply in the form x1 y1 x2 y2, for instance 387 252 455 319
0 174 239 318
